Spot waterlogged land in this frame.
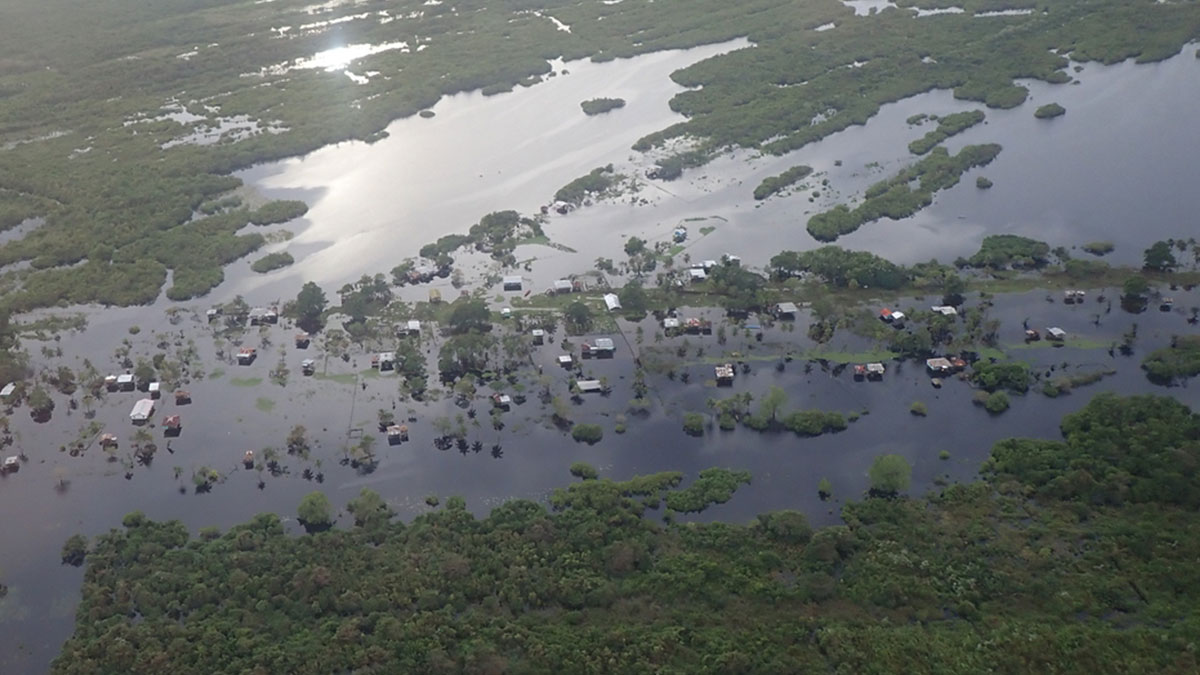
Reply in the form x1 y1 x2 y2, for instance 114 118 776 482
0 0 1198 311
3 0 1200 671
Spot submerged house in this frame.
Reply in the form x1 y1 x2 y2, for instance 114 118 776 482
774 302 799 319
372 352 397 371
295 332 311 348
926 357 953 375
1047 327 1067 341
576 379 603 394
715 364 735 385
117 373 135 391
930 305 958 316
531 328 545 345
502 276 523 291
865 363 886 380
301 359 316 376
583 338 615 358
237 348 257 365
129 398 155 424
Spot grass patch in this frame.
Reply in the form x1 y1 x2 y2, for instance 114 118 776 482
229 377 262 387
255 397 276 413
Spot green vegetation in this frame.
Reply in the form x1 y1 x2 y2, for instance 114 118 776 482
807 144 1001 241
1082 241 1115 256
1143 240 1178 272
296 491 333 533
52 394 1200 673
1041 368 1116 397
580 97 626 115
554 165 619 205
570 423 603 444
771 246 906 288
664 468 752 513
867 454 911 496
1034 103 1066 119
971 361 1032 393
781 410 847 436
984 391 1011 414
908 110 985 155
1142 336 1200 385
752 164 813 200
682 412 706 436
250 251 294 274
910 401 928 416
569 462 599 480
967 234 1051 269
975 176 993 189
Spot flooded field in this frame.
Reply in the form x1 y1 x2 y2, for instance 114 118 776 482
2 274 1199 669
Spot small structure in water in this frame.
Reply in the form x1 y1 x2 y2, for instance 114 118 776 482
295 332 311 349
174 390 192 405
1024 328 1041 342
603 293 622 311
300 359 316 376
774 302 799 319
428 288 442 304
491 393 512 409
99 433 119 449
1046 327 1067 341
576 379 603 394
552 279 574 294
866 363 886 380
237 347 257 365
117 373 135 391
926 357 954 375
248 307 278 325
930 305 958 316
583 338 615 358
1160 297 1174 312
243 450 255 468
372 352 396 371
557 354 573 368
531 328 545 345
2 456 19 474
715 364 735 385
502 275 523 291
0 382 15 402
673 226 687 243
130 398 155 424
387 424 408 444
148 381 161 399
1063 290 1086 304
162 415 182 436
853 364 867 381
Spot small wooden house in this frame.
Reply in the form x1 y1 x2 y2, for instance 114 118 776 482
162 415 182 436
866 363 886 380
237 347 257 365
531 329 545 345
491 393 512 409
774 302 798 319
295 332 311 349
557 355 573 368
387 424 408 444
99 433 119 449
1046 327 1067 341
2 456 18 474
576 379 603 394
853 364 867 381
300 359 315 376
502 276 523 291
243 450 255 468
174 390 192 405
130 398 155 424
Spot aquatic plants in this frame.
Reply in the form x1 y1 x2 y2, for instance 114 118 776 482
1141 336 1200 385
250 251 294 274
1034 103 1066 119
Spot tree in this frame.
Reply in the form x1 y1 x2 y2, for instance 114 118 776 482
346 488 394 528
624 236 647 257
682 412 705 436
61 534 88 566
868 454 911 496
564 301 593 333
618 281 649 315
297 492 334 533
569 462 598 480
571 423 603 444
294 282 328 333
448 299 491 334
1143 241 1177 272
28 385 54 418
758 386 788 424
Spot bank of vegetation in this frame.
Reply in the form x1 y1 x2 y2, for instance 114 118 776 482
753 164 813 200
52 394 1200 673
807 144 1001 241
908 109 985 155
1035 103 1067 119
250 251 294 274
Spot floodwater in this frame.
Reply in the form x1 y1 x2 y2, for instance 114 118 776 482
229 44 1200 306
2 278 1199 671
4 36 1200 673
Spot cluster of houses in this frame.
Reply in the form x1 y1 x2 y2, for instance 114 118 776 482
853 363 887 380
662 315 713 335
